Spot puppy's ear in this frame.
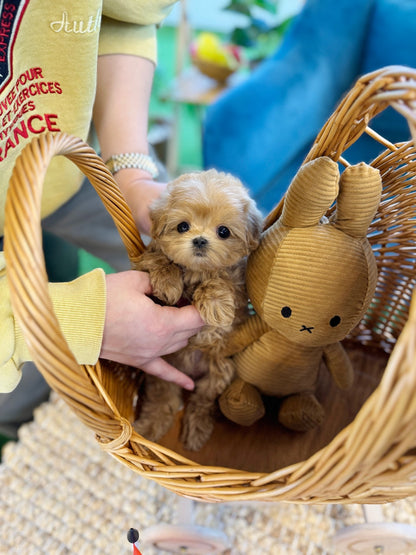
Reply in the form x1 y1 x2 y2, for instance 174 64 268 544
244 199 263 252
149 193 170 238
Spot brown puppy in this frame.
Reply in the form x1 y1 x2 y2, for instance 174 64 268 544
133 168 263 450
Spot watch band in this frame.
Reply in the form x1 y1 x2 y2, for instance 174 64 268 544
105 152 159 178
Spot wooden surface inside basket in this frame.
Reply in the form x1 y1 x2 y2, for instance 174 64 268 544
4 66 416 503
138 345 389 473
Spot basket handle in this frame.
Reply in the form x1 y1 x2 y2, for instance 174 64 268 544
264 65 416 229
3 133 145 434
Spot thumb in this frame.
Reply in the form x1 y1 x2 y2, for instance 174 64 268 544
166 304 205 331
141 357 195 391
133 270 153 295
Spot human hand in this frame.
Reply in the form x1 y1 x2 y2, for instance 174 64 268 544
101 271 204 390
115 169 166 236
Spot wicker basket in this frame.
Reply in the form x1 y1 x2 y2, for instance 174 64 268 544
4 65 416 504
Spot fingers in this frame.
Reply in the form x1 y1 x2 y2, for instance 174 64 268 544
106 269 153 297
165 304 205 332
131 273 204 332
141 357 195 391
103 271 204 389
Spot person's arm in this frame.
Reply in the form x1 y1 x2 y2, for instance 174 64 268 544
1 266 203 393
93 53 163 236
93 51 204 389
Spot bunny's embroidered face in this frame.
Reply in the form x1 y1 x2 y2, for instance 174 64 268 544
246 158 381 347
260 225 376 346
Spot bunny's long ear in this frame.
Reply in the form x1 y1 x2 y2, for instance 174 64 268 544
280 157 340 228
333 163 382 237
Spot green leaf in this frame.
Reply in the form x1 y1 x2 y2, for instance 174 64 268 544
254 0 278 14
223 1 252 17
230 26 256 48
275 15 294 35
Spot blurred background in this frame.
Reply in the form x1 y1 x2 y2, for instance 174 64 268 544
82 0 305 275
150 0 303 173
37 0 416 311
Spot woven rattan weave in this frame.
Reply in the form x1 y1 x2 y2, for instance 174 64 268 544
4 66 416 503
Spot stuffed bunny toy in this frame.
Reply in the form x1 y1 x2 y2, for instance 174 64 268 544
219 157 382 431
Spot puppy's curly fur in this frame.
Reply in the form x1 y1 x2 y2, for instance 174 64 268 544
133 169 263 450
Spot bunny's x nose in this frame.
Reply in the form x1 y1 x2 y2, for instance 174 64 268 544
300 325 314 334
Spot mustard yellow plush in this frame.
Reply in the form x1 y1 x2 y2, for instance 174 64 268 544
219 157 382 431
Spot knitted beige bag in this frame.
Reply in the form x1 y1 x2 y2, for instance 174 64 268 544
4 65 416 503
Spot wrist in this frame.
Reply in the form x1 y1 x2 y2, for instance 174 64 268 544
105 152 159 179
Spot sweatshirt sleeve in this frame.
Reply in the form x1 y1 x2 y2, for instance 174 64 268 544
99 0 177 63
0 261 106 393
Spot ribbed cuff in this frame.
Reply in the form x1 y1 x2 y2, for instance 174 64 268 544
14 268 107 366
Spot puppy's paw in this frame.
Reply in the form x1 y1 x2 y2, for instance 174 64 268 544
151 266 183 306
193 281 235 326
180 404 214 451
134 395 182 442
134 414 173 443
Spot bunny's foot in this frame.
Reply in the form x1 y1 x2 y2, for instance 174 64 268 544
278 392 324 432
219 377 265 426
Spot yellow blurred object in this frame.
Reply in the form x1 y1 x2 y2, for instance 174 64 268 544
194 32 238 70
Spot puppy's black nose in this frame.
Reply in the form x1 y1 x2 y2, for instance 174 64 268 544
193 236 208 249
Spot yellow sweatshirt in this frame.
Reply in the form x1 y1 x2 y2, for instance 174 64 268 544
0 0 176 392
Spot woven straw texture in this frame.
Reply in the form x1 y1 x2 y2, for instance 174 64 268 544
3 65 416 504
1 394 415 555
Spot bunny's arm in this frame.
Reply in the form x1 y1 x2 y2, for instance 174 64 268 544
223 314 271 357
323 342 354 390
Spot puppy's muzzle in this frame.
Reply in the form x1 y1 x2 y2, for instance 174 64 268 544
192 236 208 256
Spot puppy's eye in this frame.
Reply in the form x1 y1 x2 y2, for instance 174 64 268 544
281 306 292 318
217 225 230 239
177 221 190 233
330 315 341 327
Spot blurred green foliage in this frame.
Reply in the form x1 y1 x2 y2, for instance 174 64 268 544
223 0 293 62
